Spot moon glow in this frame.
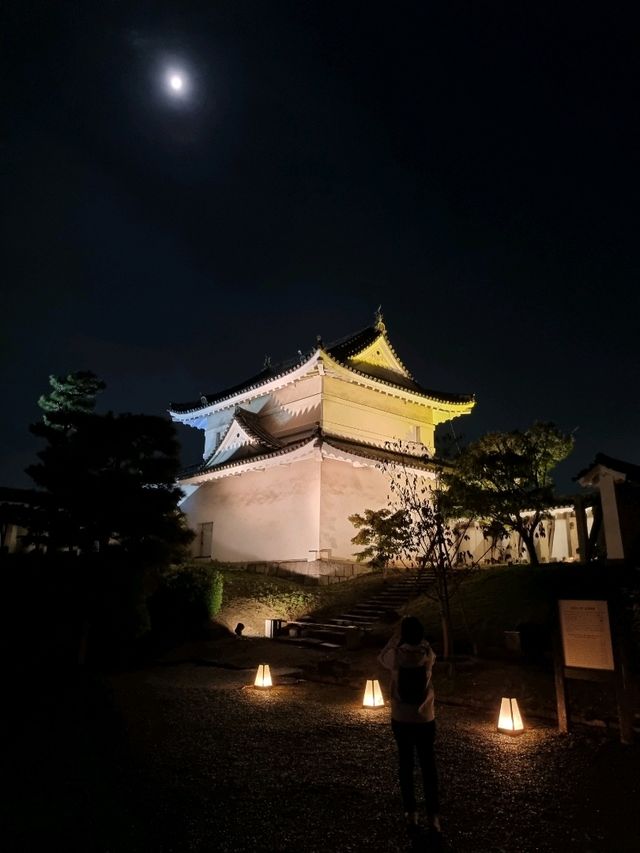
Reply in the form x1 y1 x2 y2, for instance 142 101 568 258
164 68 189 97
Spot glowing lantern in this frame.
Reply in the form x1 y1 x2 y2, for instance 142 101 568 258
254 664 273 688
362 679 384 708
497 697 524 735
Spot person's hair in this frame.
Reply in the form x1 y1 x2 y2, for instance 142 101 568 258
400 615 424 645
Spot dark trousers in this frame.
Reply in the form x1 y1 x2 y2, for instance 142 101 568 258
391 719 439 814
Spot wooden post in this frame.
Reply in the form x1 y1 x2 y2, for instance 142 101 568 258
611 599 634 745
553 626 569 734
573 495 589 563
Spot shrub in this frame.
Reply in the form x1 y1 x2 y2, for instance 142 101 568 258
209 569 223 617
150 562 224 640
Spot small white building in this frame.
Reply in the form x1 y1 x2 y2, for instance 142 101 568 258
459 504 595 566
577 453 640 562
169 313 475 580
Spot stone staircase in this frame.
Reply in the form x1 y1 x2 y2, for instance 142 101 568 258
279 571 434 649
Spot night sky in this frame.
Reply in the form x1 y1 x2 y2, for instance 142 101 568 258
3 2 639 493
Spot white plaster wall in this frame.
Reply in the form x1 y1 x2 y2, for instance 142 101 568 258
550 517 570 560
203 410 236 459
318 457 436 562
318 457 390 561
181 457 321 562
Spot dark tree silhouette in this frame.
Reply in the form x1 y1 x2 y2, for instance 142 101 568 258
27 372 192 563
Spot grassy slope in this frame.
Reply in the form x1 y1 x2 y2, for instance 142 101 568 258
215 568 384 635
220 569 383 616
216 563 636 659
407 562 635 656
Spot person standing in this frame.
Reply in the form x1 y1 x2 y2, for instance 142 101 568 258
378 615 441 836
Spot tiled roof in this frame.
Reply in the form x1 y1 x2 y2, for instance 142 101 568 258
234 407 283 450
170 321 474 415
575 453 640 483
322 436 442 472
179 430 443 481
178 429 318 480
324 326 381 362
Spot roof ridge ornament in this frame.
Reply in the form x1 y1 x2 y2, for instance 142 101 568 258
316 334 323 348
374 305 386 333
263 354 271 369
200 394 208 405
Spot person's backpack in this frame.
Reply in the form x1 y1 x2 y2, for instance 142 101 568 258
397 660 428 704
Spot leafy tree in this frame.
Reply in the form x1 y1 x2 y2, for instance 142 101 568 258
443 422 574 566
349 508 409 575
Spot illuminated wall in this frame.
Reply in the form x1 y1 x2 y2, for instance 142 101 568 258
322 374 436 453
318 456 437 561
181 456 321 562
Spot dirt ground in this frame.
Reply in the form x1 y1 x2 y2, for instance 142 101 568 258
5 637 640 852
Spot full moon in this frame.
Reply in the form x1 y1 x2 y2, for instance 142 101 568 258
164 68 189 97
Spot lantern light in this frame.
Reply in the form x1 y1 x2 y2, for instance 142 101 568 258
362 679 384 708
254 664 273 688
497 697 524 735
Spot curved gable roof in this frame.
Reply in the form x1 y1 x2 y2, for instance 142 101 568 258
170 318 473 417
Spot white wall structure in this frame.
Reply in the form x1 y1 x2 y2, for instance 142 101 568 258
170 312 474 580
577 453 640 561
454 504 594 566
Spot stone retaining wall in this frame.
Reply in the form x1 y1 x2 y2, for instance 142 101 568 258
225 558 374 584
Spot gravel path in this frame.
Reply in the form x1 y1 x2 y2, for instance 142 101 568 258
6 637 638 853
107 658 639 853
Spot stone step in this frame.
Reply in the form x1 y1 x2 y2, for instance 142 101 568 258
280 573 436 647
370 595 407 607
372 588 432 598
340 614 376 624
289 619 351 632
301 628 352 644
349 606 387 615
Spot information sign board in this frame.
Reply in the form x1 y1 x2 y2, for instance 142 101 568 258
558 599 614 671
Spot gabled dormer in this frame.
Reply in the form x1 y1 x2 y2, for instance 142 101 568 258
207 407 282 467
345 333 412 388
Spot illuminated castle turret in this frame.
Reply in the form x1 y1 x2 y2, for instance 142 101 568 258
169 311 474 579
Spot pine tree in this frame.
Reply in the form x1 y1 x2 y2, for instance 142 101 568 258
27 373 192 561
36 371 105 431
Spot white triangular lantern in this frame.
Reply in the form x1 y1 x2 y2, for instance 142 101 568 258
362 679 384 708
497 697 524 735
254 664 273 688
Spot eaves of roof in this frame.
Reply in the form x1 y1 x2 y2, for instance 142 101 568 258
179 431 448 484
322 436 441 472
575 453 640 484
170 323 474 417
178 430 318 481
328 356 474 406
